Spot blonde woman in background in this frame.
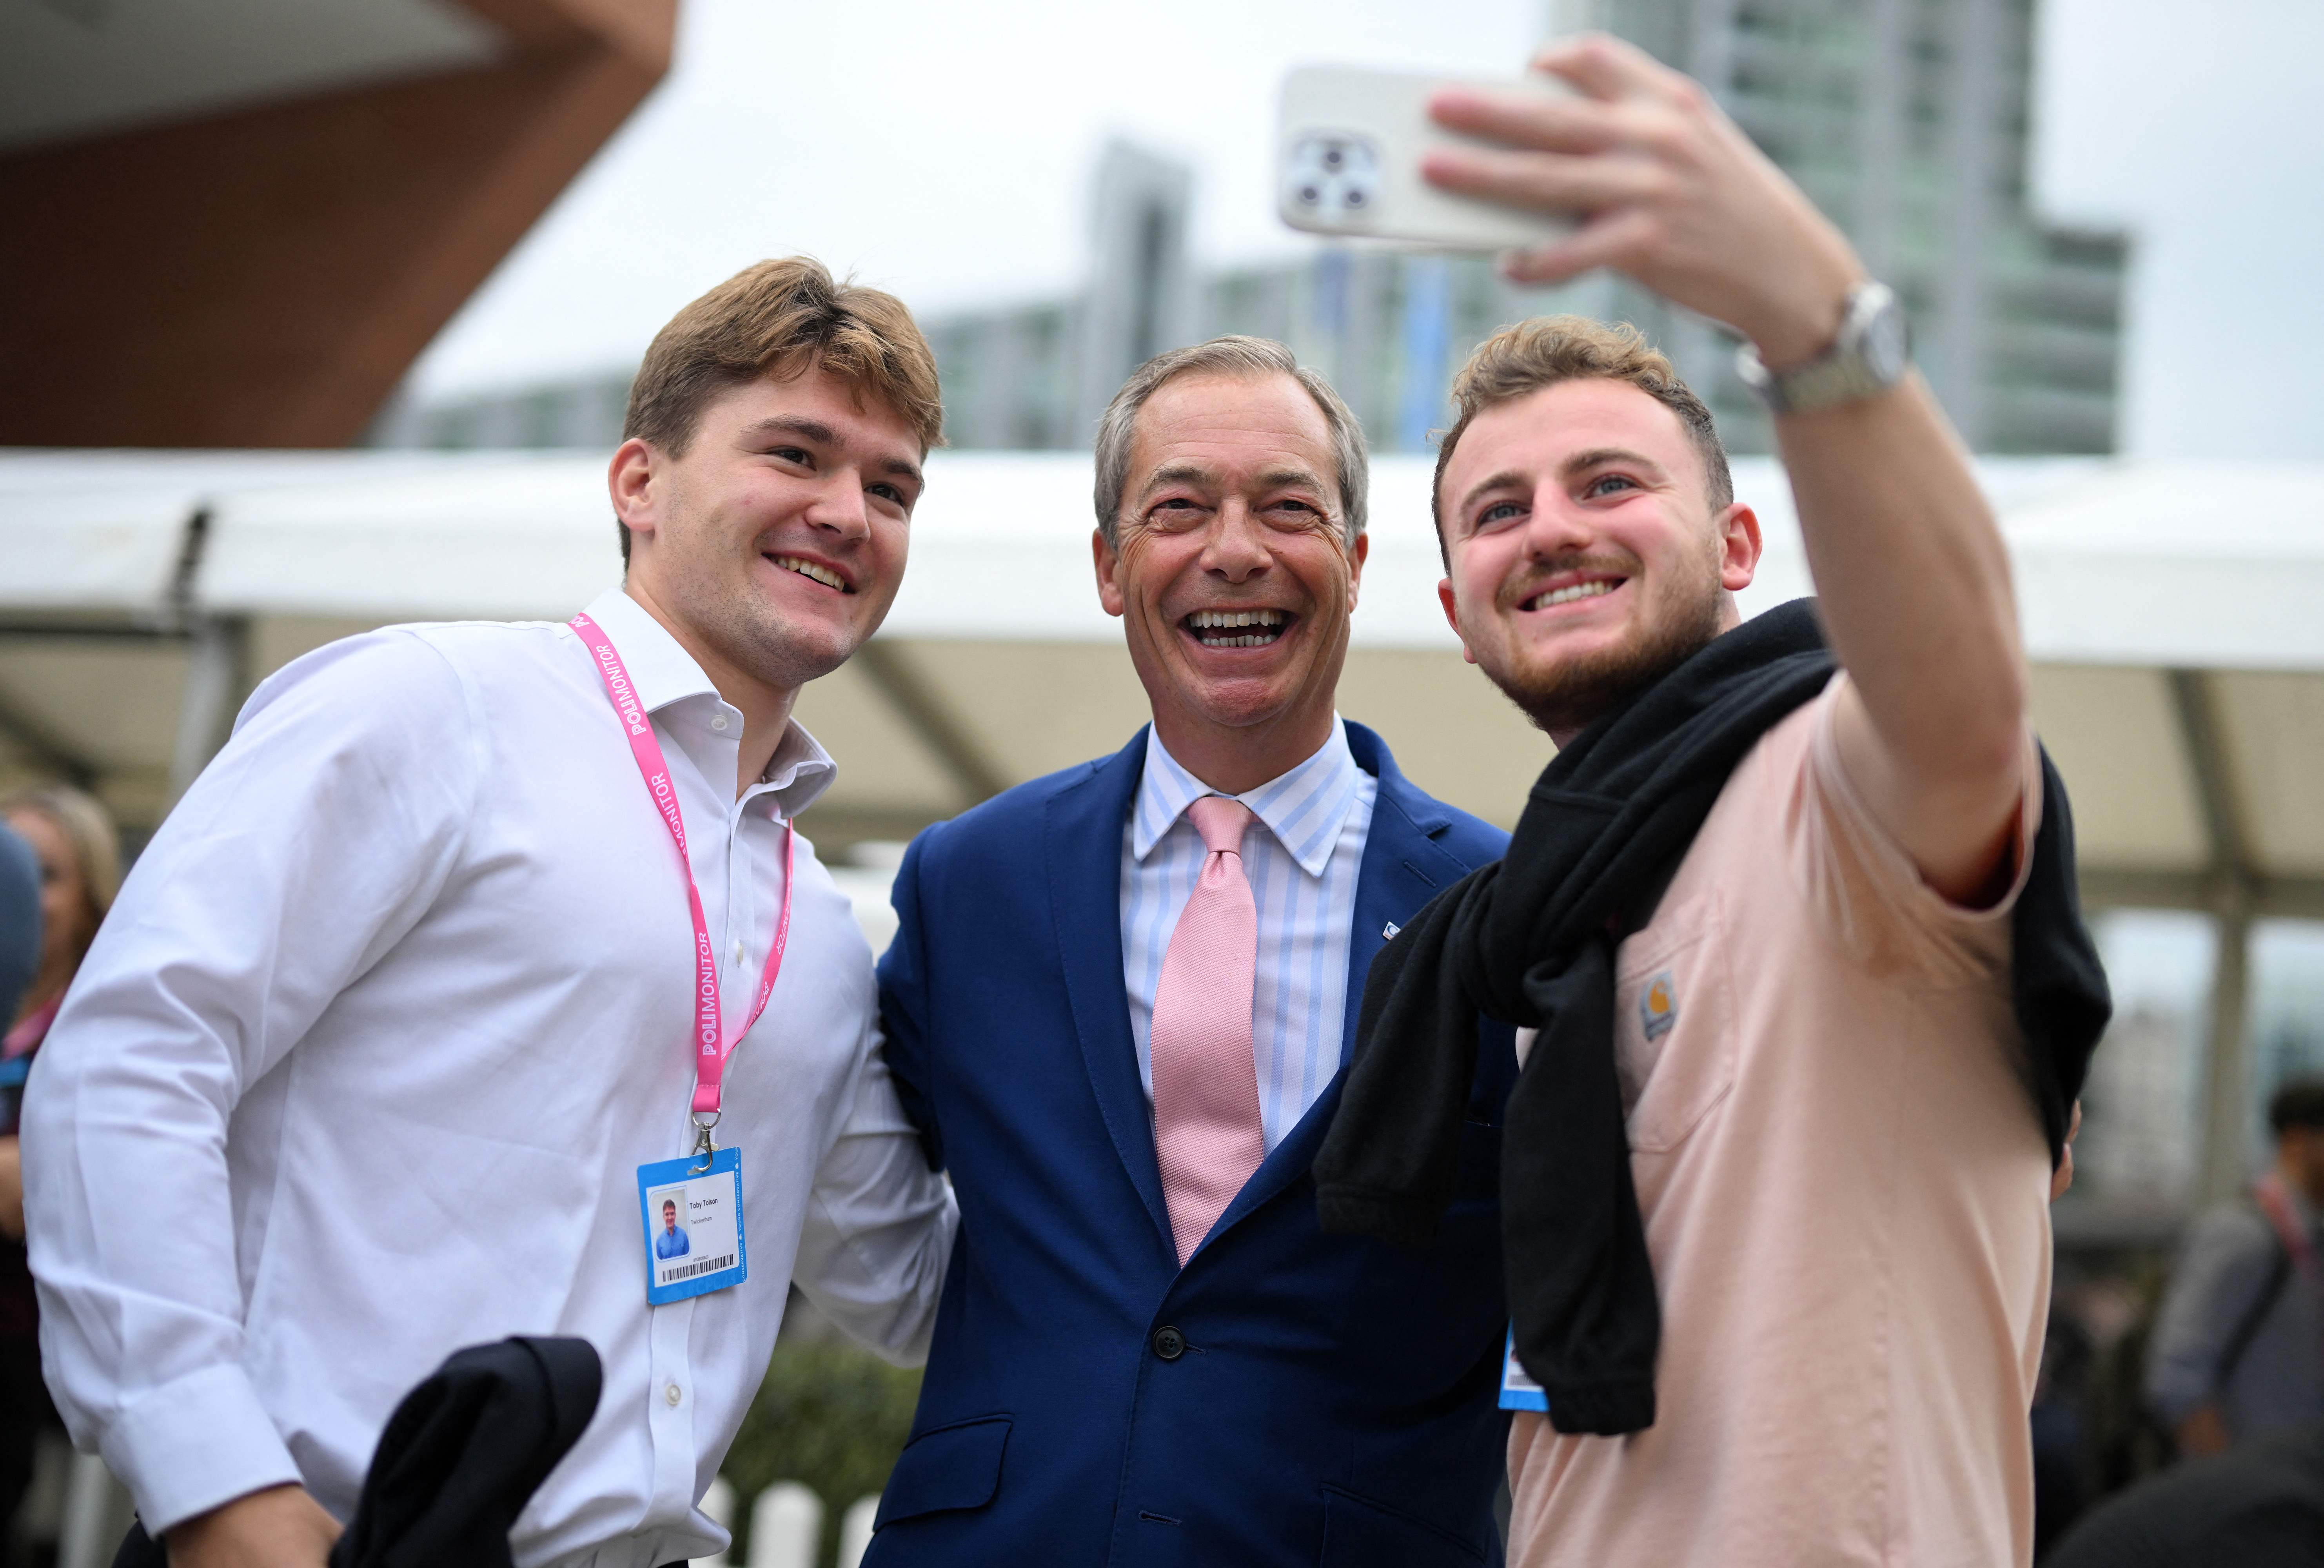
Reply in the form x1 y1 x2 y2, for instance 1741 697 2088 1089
1 784 120 1532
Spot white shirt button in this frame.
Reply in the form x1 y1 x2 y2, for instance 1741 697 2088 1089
711 715 729 731
731 942 746 967
664 1382 683 1407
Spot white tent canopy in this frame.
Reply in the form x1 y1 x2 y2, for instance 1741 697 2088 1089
7 448 2320 880
16 447 2321 661
5 446 2322 1205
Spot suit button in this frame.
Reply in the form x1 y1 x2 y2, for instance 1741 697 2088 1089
1151 1325 1186 1361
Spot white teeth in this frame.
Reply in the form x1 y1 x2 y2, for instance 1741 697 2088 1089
1526 579 1617 610
1185 607 1291 647
1187 608 1289 628
774 556 845 591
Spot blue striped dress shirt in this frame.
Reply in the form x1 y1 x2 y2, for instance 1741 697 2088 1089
1121 720 1378 1151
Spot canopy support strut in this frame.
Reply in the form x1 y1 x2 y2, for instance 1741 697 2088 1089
0 679 101 790
164 617 248 809
2172 668 2261 1205
853 639 1010 808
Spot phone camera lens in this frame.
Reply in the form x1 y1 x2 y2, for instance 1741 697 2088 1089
1298 185 1320 205
1345 189 1366 207
1323 146 1344 170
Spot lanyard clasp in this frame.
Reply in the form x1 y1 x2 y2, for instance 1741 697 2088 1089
688 1111 719 1174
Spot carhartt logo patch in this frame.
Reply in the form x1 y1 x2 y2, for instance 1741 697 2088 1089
1640 970 1679 1040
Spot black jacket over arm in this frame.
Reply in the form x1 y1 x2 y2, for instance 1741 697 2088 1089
1314 600 2111 1436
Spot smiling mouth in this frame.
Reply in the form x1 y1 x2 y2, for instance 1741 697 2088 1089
1183 608 1293 648
771 555 852 594
1520 578 1621 612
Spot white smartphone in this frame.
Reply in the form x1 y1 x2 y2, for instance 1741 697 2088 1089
1277 65 1579 251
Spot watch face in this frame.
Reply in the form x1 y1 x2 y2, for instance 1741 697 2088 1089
1861 296 1910 384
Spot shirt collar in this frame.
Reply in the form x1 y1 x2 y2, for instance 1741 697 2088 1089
579 587 719 715
754 719 838 818
578 586 839 818
1131 718 1362 878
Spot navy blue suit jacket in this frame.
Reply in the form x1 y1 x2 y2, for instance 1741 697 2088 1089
868 721 1519 1568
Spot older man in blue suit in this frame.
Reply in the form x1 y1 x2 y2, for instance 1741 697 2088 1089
868 336 1518 1567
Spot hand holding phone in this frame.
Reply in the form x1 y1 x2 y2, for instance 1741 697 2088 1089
1276 66 1579 252
1419 36 1863 363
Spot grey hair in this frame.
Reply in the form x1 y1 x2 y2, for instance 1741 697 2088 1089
1091 336 1368 548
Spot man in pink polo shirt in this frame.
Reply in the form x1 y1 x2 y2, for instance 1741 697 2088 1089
1315 33 2106 1568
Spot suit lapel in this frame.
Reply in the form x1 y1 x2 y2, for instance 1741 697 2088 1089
1208 726 1473 1242
1047 729 1175 1258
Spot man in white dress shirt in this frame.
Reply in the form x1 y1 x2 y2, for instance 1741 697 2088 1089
21 258 959 1568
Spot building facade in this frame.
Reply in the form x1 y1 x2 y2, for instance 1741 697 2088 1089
1557 0 2127 454
381 0 2125 460
6 0 675 449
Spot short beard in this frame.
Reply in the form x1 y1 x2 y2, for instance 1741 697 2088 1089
679 568 852 696
1484 568 1727 740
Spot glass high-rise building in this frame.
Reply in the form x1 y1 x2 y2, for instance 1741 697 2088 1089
1549 0 2126 454
378 0 2126 460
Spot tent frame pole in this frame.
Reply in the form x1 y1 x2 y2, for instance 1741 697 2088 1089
853 639 1010 807
164 615 248 808
2171 668 2261 1205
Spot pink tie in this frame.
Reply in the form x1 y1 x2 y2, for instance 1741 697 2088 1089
1151 794 1267 1267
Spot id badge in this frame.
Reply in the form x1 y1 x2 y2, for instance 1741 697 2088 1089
1498 1325 1549 1413
637 1147 748 1305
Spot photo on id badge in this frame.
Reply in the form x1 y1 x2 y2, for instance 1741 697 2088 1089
637 1147 747 1304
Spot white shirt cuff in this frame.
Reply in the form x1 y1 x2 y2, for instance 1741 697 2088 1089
101 1363 304 1536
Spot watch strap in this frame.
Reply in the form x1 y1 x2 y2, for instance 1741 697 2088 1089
1736 282 1906 416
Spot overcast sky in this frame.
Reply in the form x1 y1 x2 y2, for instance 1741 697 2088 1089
405 0 2324 461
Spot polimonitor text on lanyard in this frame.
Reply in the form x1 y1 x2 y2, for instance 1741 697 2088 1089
572 611 793 1304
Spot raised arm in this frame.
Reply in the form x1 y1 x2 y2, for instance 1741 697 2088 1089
1427 34 2026 902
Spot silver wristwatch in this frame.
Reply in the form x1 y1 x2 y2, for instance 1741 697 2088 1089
1734 281 1909 415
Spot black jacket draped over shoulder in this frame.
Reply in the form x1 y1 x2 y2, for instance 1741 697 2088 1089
1313 600 2111 1436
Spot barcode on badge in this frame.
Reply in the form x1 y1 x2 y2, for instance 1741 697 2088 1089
663 1253 737 1282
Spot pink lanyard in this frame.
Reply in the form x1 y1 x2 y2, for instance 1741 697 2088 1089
2255 1173 2319 1271
2252 1172 2324 1370
571 612 795 1136
3 995 59 1060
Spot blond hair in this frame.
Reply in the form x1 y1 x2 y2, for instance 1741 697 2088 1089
620 257 946 563
1432 316 1732 560
3 783 121 956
